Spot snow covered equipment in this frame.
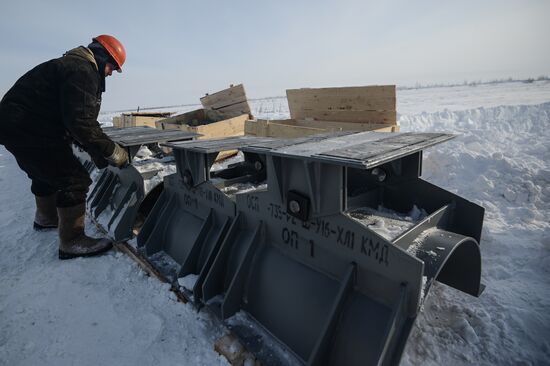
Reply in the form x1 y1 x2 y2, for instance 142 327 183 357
86 164 145 241
77 126 198 241
136 131 485 366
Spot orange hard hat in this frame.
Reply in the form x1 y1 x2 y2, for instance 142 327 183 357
93 34 126 72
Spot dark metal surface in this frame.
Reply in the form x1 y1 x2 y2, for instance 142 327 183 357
163 136 276 153
163 131 355 153
87 164 145 241
315 132 455 168
243 131 456 169
104 126 198 147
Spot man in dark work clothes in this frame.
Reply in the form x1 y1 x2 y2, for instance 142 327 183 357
0 35 129 259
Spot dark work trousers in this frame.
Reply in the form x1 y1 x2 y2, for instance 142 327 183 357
3 143 92 207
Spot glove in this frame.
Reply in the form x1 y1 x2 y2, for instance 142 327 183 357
106 143 129 168
91 154 109 169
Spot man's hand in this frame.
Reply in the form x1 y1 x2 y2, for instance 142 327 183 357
106 143 129 168
91 154 109 169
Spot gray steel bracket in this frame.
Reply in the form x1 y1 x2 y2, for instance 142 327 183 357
138 131 485 366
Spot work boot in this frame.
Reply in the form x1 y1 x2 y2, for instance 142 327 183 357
34 194 58 231
57 203 113 260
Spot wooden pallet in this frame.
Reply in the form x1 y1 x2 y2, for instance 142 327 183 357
113 112 173 128
246 85 399 138
156 84 252 139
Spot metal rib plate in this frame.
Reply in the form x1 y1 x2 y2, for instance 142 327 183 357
103 126 198 147
163 136 277 153
163 131 355 154
242 131 455 169
313 132 455 168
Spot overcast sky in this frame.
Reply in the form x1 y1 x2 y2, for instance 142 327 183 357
1 0 548 111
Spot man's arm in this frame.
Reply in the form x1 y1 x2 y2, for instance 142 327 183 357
59 64 115 159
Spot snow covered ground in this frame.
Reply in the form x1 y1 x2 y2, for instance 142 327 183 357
1 80 550 365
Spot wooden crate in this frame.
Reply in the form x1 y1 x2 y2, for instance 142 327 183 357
112 115 123 128
113 112 172 128
155 84 252 140
157 113 249 139
245 85 399 138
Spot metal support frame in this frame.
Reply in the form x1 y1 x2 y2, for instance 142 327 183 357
115 131 484 366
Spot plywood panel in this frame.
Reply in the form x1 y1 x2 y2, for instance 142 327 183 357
130 116 163 128
193 114 247 139
200 84 247 110
112 116 123 128
293 110 396 124
215 101 251 119
287 85 396 124
200 84 251 119
287 85 395 111
245 118 399 138
156 109 208 126
158 114 248 140
292 119 396 131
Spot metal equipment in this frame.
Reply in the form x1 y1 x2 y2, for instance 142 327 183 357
133 131 484 366
76 126 197 241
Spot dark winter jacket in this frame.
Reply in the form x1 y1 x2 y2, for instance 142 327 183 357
0 46 115 158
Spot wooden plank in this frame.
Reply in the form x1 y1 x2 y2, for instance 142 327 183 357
112 116 123 128
121 114 130 127
267 122 325 138
287 85 396 122
200 84 247 110
288 85 395 98
292 109 396 124
292 119 396 131
245 119 325 138
159 114 247 139
114 242 169 283
287 85 395 111
114 242 189 303
216 150 239 161
374 125 400 132
244 119 268 136
156 120 182 130
214 334 259 365
157 108 208 126
245 118 399 138
130 116 164 128
193 114 248 139
200 84 251 120
129 112 172 117
215 101 251 119
156 85 251 129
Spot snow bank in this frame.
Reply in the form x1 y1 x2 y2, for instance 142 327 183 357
399 102 550 366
